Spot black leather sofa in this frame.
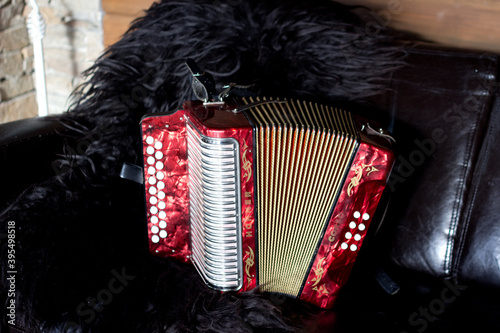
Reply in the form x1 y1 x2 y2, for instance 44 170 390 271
329 44 500 333
1 2 500 332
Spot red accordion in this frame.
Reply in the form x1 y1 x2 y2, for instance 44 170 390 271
140 97 395 308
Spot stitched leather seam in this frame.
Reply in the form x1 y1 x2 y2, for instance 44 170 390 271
443 108 476 275
454 94 499 279
0 119 67 147
444 59 497 276
451 58 499 277
0 131 62 148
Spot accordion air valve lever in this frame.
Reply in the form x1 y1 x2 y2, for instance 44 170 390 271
141 96 395 308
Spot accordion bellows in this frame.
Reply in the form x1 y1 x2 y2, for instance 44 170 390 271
141 97 395 308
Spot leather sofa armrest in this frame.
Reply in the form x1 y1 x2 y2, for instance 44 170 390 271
367 43 500 286
0 116 77 208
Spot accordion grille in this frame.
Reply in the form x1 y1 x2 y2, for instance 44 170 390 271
243 97 359 297
186 122 243 291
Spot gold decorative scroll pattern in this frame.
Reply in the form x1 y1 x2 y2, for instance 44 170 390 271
347 163 378 196
311 258 329 296
245 246 255 288
242 141 252 182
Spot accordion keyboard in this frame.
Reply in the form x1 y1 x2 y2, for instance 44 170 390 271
186 122 243 290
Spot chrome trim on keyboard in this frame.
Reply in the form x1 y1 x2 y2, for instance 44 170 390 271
186 121 243 291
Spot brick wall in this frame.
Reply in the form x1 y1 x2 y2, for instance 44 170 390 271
0 0 36 123
0 0 104 124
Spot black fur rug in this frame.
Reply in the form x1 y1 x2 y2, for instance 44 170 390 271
1 0 405 332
